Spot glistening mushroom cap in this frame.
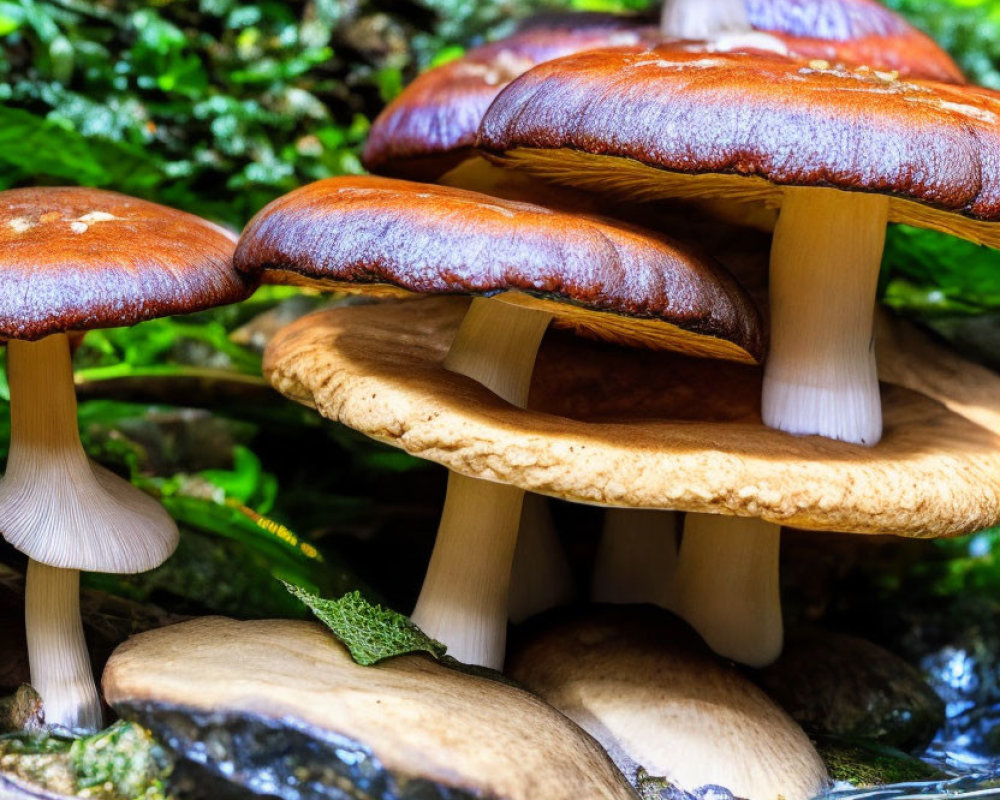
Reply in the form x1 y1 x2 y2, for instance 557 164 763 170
362 15 655 179
479 47 1000 245
264 297 1000 536
0 186 252 340
235 176 765 363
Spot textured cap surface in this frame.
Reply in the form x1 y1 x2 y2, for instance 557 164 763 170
236 176 764 363
103 617 636 800
265 298 1000 537
746 0 962 82
479 48 1000 244
0 187 251 339
363 16 655 178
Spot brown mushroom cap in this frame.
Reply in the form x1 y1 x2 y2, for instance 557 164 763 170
362 16 656 179
0 187 251 340
235 176 765 363
479 48 1000 246
264 297 1000 536
102 617 637 800
366 3 960 180
746 0 962 83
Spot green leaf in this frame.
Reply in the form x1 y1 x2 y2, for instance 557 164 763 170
283 584 447 666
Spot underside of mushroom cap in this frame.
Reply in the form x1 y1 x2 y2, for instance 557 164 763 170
0 186 252 340
264 297 1000 537
362 16 656 179
478 47 1000 245
235 176 765 363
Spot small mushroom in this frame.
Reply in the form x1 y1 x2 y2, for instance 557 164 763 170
238 177 763 668
508 606 829 800
0 187 251 730
102 617 637 800
479 47 999 446
265 297 1000 668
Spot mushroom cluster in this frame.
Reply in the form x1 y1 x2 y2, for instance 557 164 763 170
230 1 1000 797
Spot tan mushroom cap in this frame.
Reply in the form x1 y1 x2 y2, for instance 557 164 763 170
235 176 765 364
478 48 1000 247
103 617 636 800
508 606 828 800
0 187 252 340
265 297 1000 536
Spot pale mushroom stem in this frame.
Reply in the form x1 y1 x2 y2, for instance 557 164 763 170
675 513 782 667
661 0 750 38
25 560 101 731
592 509 679 609
411 298 552 669
763 187 890 446
508 493 574 625
7 334 101 730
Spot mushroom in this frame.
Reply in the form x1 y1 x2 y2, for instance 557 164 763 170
366 0 960 183
102 617 637 800
479 47 997 446
0 187 251 730
264 297 1000 669
508 606 828 800
236 176 764 668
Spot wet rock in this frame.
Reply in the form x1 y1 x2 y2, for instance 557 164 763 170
103 617 637 800
757 628 945 752
816 737 944 787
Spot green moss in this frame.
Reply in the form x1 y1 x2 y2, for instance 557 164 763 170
817 737 945 787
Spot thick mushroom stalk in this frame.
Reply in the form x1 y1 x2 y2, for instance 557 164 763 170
592 509 678 608
675 513 782 667
762 187 890 446
0 333 178 730
411 298 552 668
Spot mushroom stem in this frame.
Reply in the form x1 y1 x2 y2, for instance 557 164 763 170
675 514 782 667
762 187 889 446
661 0 750 38
411 298 552 669
592 509 679 609
25 560 101 731
508 494 574 624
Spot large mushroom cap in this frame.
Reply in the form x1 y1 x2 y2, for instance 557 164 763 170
235 176 764 363
508 606 828 800
265 297 1000 536
479 47 1000 246
362 16 656 179
0 186 252 340
102 617 637 800
365 2 960 181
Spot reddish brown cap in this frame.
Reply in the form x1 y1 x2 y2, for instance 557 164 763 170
479 48 1000 236
235 176 764 363
362 17 655 180
0 187 252 340
746 0 963 83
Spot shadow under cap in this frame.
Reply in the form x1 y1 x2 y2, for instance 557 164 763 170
235 176 764 364
0 186 252 340
264 297 1000 536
